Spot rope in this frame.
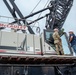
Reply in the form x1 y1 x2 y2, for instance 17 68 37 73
32 0 50 28
29 0 50 33
30 0 42 14
37 0 50 18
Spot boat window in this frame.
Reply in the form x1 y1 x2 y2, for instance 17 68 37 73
61 34 71 55
44 30 72 55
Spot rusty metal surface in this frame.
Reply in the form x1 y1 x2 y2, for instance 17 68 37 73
0 54 76 65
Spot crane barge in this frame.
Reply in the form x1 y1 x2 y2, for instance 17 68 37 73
0 0 76 75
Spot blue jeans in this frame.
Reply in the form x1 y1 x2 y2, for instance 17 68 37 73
72 45 76 53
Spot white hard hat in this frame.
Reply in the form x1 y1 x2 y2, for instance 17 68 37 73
69 30 73 33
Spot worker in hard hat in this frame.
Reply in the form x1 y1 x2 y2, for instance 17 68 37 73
69 30 76 54
52 28 64 55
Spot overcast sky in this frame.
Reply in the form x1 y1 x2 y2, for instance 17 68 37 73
0 0 76 35
63 0 76 35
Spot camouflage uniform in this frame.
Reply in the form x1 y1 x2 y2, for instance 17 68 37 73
53 31 64 55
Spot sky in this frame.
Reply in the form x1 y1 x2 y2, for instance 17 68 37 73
63 0 76 35
0 0 76 35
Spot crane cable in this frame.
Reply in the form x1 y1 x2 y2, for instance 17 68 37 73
32 0 50 33
34 0 50 25
37 0 50 18
30 0 42 14
28 0 42 33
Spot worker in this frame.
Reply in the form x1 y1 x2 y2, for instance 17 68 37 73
69 30 76 54
52 28 64 55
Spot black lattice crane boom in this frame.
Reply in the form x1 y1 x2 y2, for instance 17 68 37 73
45 0 73 30
2 0 73 33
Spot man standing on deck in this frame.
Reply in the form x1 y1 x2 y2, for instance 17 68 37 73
69 30 76 54
52 28 64 55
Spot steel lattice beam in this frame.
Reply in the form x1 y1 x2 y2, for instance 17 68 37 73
45 0 73 30
3 0 35 34
3 0 73 32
